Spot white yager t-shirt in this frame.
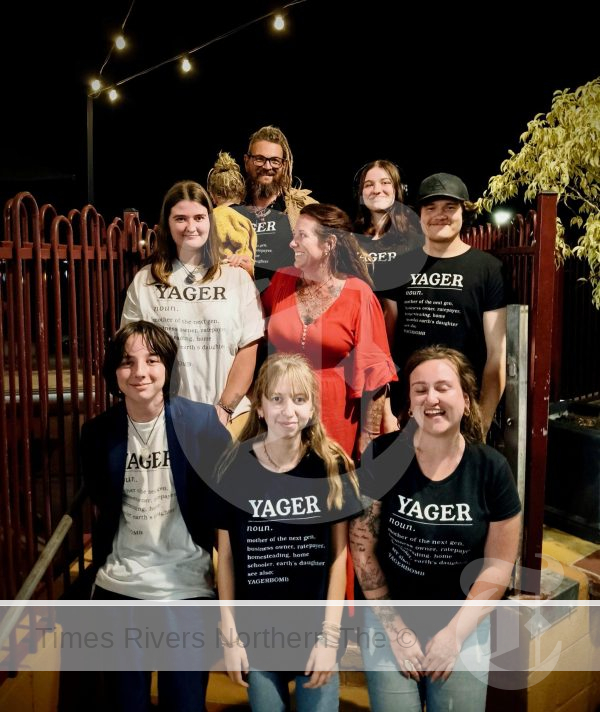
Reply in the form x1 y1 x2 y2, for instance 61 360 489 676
95 414 214 599
121 262 264 416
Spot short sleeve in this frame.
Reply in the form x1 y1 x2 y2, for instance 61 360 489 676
483 255 508 312
346 280 398 398
261 268 297 317
120 268 147 326
485 450 522 521
236 268 265 347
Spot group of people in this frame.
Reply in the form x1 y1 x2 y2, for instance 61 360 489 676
80 124 521 712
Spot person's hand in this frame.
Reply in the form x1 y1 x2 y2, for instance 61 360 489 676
381 409 400 434
388 629 425 681
223 642 249 687
223 255 253 272
422 625 462 682
215 403 231 426
303 642 337 688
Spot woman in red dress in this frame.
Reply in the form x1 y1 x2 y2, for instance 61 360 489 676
262 203 396 459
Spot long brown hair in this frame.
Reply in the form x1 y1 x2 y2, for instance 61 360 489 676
150 180 220 286
354 159 409 236
299 203 373 287
218 353 359 510
398 345 485 443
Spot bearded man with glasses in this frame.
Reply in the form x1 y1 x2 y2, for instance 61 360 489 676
239 125 317 288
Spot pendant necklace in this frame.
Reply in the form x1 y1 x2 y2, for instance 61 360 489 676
128 406 164 459
179 260 202 285
262 437 301 472
249 204 271 221
297 274 334 344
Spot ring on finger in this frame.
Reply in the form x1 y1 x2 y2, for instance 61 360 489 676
404 659 414 672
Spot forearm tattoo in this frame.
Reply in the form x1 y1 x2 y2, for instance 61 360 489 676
350 498 388 593
361 387 386 435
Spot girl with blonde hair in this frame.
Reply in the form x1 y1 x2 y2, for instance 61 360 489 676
215 352 361 712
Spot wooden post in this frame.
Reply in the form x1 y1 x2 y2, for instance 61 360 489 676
521 192 558 594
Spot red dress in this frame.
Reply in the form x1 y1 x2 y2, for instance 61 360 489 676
262 268 397 457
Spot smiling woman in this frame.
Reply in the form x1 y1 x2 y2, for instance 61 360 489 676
262 203 397 458
120 180 265 430
351 345 521 712
214 352 361 711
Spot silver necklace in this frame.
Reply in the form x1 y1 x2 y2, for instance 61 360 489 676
179 260 202 285
262 438 301 472
128 406 164 458
249 204 271 221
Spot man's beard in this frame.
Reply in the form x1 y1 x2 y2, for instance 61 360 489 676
246 172 285 203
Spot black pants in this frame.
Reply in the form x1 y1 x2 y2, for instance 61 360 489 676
91 585 209 712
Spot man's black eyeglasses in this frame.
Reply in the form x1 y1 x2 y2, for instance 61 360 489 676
247 154 285 169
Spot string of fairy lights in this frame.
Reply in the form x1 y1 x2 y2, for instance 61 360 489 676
88 0 307 102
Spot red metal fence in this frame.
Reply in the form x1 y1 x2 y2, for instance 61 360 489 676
0 193 152 603
0 191 565 609
462 193 558 593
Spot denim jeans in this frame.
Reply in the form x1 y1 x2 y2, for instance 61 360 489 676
360 607 491 712
247 670 340 712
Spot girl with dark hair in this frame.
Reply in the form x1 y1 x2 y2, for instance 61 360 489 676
262 203 396 459
353 160 424 294
353 161 427 434
121 180 264 433
215 353 360 712
350 346 521 712
82 320 231 711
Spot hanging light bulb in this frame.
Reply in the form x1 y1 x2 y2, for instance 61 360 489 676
108 88 119 102
273 14 285 31
181 57 192 73
115 34 126 50
90 78 102 93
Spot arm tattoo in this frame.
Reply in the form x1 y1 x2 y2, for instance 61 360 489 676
361 387 386 435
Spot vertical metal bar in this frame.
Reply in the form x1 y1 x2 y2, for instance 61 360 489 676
13 195 36 569
4 201 19 598
32 199 55 599
51 216 71 591
504 304 529 592
0 245 12 599
79 209 94 421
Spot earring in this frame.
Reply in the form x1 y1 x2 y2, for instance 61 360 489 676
408 409 413 418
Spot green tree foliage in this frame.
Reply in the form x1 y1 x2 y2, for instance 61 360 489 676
480 78 600 308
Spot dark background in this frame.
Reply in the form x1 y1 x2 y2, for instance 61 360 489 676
2 1 597 226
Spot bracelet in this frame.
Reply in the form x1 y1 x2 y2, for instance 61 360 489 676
316 621 341 649
219 631 246 648
217 400 235 416
316 633 340 649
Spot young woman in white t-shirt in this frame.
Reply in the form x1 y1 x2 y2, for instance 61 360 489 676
121 180 264 434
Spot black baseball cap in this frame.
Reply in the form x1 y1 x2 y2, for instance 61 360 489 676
418 173 469 203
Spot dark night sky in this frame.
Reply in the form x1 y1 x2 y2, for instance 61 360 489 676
2 1 598 225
